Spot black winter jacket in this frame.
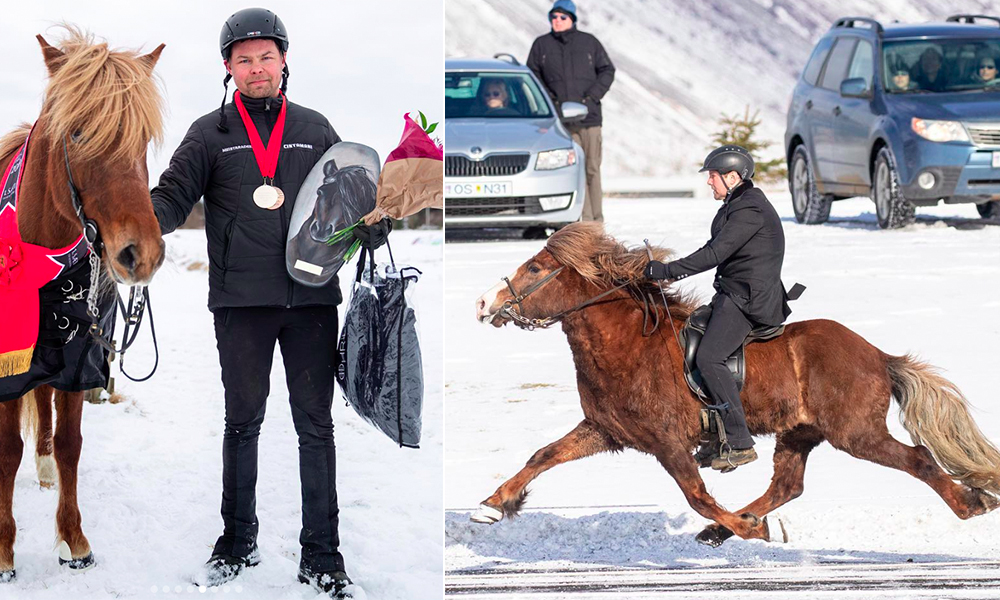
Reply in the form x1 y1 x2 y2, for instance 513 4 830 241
665 182 791 326
526 28 615 128
151 95 341 311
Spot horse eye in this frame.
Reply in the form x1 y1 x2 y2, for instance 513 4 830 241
528 264 541 274
70 130 83 143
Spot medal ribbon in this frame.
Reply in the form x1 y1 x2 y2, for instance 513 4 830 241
234 90 288 182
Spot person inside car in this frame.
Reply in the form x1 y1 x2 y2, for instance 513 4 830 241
972 54 999 86
913 47 948 91
887 56 917 91
473 78 520 116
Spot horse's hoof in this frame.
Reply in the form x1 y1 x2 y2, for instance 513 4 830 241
57 541 96 572
695 524 734 547
764 516 789 543
0 569 14 583
470 503 503 525
695 528 726 548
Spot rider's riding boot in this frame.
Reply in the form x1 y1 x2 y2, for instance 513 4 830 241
711 446 757 473
693 440 720 468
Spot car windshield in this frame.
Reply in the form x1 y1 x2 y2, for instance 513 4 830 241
445 71 553 118
883 39 1000 93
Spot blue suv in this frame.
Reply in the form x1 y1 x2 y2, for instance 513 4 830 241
785 15 1000 228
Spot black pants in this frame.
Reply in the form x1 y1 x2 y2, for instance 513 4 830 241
695 293 754 449
212 306 345 573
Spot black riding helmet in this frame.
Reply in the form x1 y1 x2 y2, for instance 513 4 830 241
220 8 288 59
699 145 755 181
216 7 290 132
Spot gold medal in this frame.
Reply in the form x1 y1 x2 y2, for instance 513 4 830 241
253 184 284 210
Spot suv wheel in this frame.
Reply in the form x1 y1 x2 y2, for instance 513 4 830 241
976 201 1000 220
790 146 832 224
872 147 915 229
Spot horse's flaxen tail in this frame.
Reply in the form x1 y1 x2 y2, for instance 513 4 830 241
888 354 1000 495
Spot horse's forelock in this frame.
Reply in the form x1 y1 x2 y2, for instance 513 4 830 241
39 27 164 163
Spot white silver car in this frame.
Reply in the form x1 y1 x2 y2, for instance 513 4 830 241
444 56 587 230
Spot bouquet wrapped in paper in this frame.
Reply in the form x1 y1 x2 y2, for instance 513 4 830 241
363 112 442 225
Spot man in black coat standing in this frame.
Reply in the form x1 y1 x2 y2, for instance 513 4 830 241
150 8 355 598
527 0 615 222
645 146 791 472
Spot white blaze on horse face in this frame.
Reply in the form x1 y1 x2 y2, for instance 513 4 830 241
475 272 515 323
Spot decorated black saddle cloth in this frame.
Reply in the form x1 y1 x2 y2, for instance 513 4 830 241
680 304 785 399
0 260 115 402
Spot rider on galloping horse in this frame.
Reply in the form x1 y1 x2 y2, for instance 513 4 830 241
645 145 791 471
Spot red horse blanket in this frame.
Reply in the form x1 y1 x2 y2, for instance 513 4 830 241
0 132 89 377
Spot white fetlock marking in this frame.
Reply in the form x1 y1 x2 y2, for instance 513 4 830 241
36 453 57 488
470 504 503 524
57 540 72 561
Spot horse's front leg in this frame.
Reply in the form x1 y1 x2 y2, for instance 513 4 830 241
655 445 770 543
53 390 94 570
33 386 57 489
473 419 619 523
0 398 23 581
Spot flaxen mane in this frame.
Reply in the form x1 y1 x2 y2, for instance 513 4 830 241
39 26 164 162
546 222 699 319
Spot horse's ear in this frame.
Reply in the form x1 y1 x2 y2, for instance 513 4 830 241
37 35 65 76
139 44 166 72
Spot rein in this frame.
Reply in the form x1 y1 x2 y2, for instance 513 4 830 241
498 266 633 331
62 137 159 382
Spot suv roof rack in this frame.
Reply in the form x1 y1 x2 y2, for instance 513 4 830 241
493 53 520 66
946 15 1000 27
832 17 884 34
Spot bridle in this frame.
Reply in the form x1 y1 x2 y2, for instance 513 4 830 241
497 265 633 331
62 137 159 382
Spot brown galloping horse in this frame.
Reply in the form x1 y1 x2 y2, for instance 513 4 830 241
0 29 165 578
472 222 1000 547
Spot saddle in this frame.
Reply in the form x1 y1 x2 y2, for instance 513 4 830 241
680 305 785 400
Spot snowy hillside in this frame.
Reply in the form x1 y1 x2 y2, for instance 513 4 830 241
446 0 998 178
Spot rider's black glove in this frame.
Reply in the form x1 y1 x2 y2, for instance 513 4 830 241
644 260 672 280
352 218 393 250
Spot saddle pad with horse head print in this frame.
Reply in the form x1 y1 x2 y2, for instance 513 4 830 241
0 131 89 378
680 304 785 400
285 142 379 288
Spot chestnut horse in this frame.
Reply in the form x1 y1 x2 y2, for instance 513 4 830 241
0 30 165 579
472 222 1000 547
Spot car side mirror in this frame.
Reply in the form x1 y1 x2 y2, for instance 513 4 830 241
560 101 588 123
840 77 871 98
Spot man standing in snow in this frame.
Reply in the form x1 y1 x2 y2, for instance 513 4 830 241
150 8 355 598
527 0 615 223
644 146 792 472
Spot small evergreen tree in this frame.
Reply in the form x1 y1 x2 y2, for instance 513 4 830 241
709 106 786 183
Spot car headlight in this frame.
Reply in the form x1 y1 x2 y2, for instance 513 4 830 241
911 118 970 143
535 148 577 170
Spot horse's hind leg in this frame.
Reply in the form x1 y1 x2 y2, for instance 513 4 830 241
473 419 619 523
655 445 769 542
52 390 94 570
830 425 995 520
697 426 825 547
33 386 56 489
0 398 24 579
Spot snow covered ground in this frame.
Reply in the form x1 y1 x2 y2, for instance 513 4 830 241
7 229 443 599
444 192 1000 596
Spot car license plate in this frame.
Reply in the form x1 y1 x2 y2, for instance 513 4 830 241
445 181 513 197
993 152 1000 169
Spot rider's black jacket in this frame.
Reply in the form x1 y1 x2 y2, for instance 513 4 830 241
151 95 341 311
665 181 791 326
